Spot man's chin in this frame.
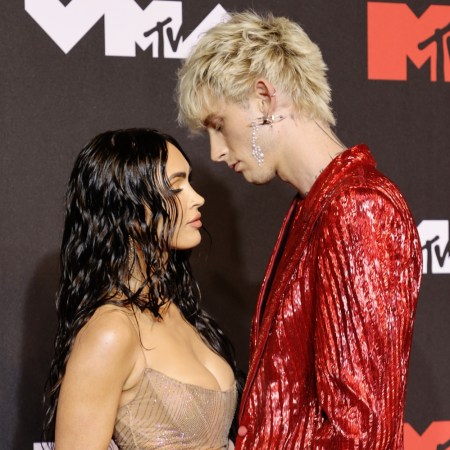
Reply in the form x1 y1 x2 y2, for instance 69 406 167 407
251 179 270 186
243 172 274 185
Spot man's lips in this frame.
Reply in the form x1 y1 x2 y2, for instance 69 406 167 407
229 161 240 172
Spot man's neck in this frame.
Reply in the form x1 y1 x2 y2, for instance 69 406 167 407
276 116 345 196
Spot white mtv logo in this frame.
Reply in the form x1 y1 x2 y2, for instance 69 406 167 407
25 0 228 57
417 220 450 274
34 442 118 449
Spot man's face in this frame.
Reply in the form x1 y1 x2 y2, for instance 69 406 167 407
202 99 278 185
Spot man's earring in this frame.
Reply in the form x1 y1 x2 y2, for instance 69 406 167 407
251 122 264 166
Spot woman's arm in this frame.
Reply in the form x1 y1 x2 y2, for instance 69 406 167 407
55 308 139 450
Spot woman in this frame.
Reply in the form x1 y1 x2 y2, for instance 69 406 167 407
43 128 242 449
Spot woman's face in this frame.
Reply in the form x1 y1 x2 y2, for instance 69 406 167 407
165 142 205 250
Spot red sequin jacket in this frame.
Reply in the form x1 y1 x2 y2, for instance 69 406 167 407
235 145 422 450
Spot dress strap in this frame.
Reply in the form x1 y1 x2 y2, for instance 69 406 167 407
121 308 152 368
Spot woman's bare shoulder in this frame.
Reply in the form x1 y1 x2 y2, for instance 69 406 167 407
71 304 140 370
56 305 141 448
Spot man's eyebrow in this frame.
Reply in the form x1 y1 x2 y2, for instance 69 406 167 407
202 114 219 127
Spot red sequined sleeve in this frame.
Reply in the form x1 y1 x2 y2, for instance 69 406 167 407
313 186 421 450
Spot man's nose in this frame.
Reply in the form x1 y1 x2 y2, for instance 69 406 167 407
209 133 227 162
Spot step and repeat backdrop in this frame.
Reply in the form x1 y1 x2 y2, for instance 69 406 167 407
1 1 449 449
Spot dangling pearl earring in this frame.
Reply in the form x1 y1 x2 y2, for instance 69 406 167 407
251 122 264 166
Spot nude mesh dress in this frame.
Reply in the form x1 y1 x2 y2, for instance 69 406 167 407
113 368 237 449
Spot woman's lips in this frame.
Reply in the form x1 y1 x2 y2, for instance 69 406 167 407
188 214 202 228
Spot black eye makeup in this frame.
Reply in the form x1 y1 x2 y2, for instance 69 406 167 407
168 168 192 194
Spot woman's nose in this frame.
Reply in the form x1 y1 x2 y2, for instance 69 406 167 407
193 189 205 207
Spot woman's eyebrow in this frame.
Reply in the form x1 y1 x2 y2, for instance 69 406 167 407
168 171 187 182
169 167 192 181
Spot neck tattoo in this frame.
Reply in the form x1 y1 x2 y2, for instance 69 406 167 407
303 149 344 197
302 122 346 197
314 120 346 150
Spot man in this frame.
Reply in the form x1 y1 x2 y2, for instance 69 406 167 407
177 11 422 450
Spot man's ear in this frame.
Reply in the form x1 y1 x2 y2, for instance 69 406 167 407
254 79 277 114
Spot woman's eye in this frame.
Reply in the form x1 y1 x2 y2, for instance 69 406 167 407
170 186 182 194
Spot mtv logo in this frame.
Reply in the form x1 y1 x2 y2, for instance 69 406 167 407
34 442 118 449
367 3 450 82
25 0 228 57
405 421 450 449
417 220 450 274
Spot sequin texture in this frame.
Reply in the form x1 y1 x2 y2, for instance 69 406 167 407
235 145 422 449
114 368 237 449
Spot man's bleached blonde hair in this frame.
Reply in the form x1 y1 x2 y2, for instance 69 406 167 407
177 11 335 131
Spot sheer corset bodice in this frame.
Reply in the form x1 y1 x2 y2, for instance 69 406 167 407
113 368 237 449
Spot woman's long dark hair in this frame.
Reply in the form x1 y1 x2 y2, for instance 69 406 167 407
43 128 244 442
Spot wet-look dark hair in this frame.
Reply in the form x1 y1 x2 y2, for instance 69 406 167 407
43 128 244 443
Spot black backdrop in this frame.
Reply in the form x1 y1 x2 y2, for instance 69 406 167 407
1 1 449 449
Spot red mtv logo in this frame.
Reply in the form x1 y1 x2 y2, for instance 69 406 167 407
368 2 450 81
405 421 450 450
